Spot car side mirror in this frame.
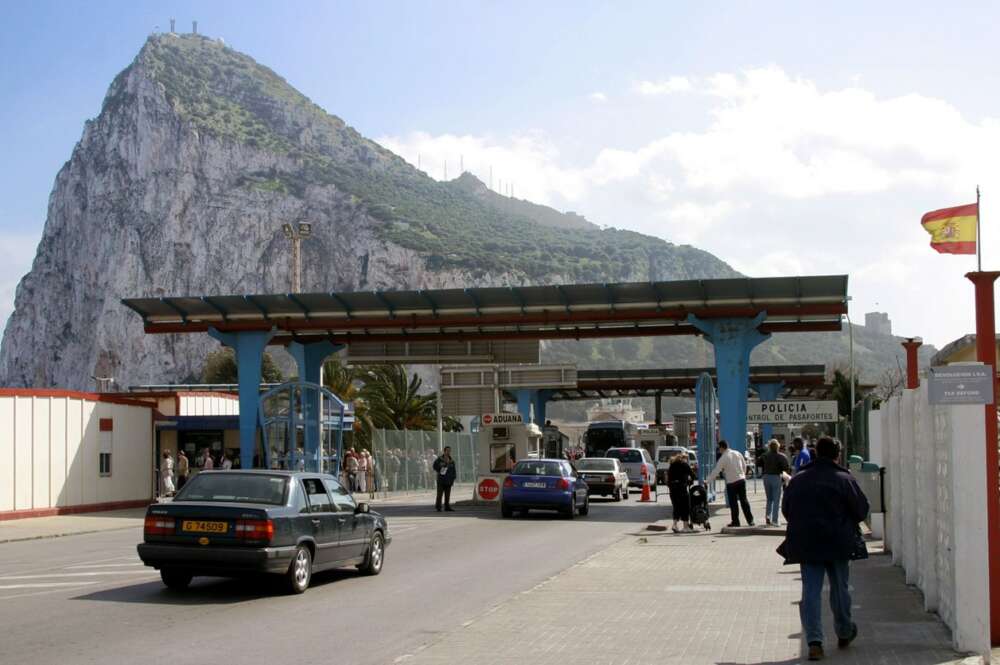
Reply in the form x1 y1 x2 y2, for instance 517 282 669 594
355 502 370 514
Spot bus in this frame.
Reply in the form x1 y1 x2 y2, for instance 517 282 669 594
583 421 639 457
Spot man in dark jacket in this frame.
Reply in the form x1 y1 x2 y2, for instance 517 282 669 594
781 436 869 661
432 446 457 512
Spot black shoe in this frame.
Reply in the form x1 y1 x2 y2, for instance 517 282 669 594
808 642 824 660
837 623 858 648
727 522 740 527
444 507 455 512
435 507 442 512
748 521 755 527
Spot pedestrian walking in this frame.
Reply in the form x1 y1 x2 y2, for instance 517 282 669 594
706 440 755 527
363 451 376 498
760 439 791 526
176 450 189 490
201 448 214 470
779 436 869 661
345 448 360 492
791 437 812 474
221 453 233 470
666 451 695 532
432 446 457 512
357 450 368 494
160 452 176 496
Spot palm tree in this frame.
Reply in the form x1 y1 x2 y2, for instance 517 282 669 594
322 358 373 450
361 365 438 430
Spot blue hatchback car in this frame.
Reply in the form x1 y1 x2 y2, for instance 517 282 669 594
500 459 589 519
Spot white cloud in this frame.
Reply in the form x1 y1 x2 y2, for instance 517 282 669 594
588 91 608 103
378 68 1000 347
633 76 693 95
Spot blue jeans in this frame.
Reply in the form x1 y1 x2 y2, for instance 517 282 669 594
763 474 782 524
799 561 854 645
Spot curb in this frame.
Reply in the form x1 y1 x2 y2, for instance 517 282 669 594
0 523 142 545
720 525 787 536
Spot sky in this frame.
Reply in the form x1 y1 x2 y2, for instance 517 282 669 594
2 1 999 350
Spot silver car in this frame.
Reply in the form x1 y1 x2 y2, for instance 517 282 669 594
605 447 657 490
575 457 630 501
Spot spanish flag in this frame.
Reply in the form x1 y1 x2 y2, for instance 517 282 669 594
921 203 978 254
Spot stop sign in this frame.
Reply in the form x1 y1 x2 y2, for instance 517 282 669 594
482 414 493 425
478 478 500 501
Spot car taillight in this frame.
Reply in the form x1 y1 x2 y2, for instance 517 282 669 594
144 516 175 537
605 474 615 482
557 478 570 490
236 519 274 543
503 476 514 488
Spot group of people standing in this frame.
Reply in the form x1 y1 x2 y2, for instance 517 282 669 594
342 447 376 497
159 448 230 496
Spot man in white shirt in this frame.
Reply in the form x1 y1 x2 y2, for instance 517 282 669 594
707 440 755 527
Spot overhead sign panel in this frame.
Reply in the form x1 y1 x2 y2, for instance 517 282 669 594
347 340 539 364
746 400 838 423
927 365 995 405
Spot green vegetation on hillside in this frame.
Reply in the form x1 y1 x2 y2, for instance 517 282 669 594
121 34 738 282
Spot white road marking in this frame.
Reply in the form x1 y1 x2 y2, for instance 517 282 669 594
0 571 153 580
65 562 144 569
0 582 97 589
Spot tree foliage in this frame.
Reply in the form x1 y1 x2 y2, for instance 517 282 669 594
201 348 283 384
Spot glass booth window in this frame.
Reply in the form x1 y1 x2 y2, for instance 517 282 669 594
490 443 516 473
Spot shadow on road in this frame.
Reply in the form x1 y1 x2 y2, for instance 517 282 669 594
71 568 360 605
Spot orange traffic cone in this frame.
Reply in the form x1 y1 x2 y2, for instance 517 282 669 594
639 464 652 502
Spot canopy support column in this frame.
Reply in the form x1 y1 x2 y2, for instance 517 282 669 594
208 327 276 469
288 340 343 471
687 313 770 454
751 381 785 445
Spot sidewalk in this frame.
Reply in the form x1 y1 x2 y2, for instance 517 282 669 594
0 507 148 543
400 492 977 665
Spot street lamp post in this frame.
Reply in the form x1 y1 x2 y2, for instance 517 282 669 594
282 222 312 292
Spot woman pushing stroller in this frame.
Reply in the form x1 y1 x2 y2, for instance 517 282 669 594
667 451 696 532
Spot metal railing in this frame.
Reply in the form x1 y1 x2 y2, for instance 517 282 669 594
369 429 479 498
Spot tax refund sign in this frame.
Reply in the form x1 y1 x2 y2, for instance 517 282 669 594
928 364 995 405
746 400 839 423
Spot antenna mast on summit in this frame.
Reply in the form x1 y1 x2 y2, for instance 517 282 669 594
192 20 198 34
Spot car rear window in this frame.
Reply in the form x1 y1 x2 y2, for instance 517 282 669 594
174 473 288 505
658 449 684 462
606 449 643 463
576 459 615 471
513 461 565 476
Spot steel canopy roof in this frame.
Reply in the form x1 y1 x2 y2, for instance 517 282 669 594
541 364 830 401
122 275 848 345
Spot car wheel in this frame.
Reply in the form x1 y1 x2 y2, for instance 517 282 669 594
285 544 312 594
564 498 576 520
358 531 385 576
579 495 590 516
501 502 513 518
160 568 192 590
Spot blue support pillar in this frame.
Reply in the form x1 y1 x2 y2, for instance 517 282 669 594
687 313 770 454
208 327 276 469
751 381 785 445
288 340 343 471
532 390 553 426
515 389 533 424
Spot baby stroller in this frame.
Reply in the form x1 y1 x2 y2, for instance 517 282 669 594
689 483 711 530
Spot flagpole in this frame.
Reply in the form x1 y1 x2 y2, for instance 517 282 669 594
977 185 982 271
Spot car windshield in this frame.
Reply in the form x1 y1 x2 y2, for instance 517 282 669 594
513 461 564 476
657 449 684 462
173 473 288 505
576 459 615 471
606 449 643 463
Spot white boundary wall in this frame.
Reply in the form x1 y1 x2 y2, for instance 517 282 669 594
0 393 153 515
879 384 990 657
178 393 238 416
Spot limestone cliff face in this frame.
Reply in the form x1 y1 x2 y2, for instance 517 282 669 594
0 34 739 390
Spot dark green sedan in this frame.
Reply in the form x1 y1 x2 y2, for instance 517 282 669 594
137 470 390 594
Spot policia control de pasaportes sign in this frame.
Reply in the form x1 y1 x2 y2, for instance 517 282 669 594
746 400 839 424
